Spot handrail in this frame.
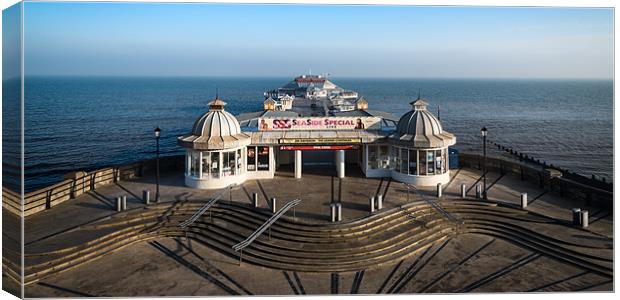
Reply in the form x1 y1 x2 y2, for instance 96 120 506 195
179 183 236 229
404 183 462 225
233 198 301 252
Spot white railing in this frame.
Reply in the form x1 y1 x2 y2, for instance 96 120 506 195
178 183 236 229
404 183 462 225
232 198 302 261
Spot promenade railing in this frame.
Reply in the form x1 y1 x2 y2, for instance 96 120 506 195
233 198 302 263
179 183 236 229
404 183 462 225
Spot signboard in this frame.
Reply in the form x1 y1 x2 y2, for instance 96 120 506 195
258 117 381 131
280 145 359 151
279 138 362 144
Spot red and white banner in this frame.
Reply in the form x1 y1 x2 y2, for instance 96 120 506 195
258 117 381 131
279 145 359 151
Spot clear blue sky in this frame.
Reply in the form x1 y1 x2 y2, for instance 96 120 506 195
22 2 613 79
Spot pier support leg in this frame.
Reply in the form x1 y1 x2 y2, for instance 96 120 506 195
460 184 466 199
330 203 336 223
122 195 127 210
335 149 345 179
520 193 528 209
271 198 277 214
475 184 482 199
116 196 122 212
377 194 383 210
437 183 443 198
294 150 302 179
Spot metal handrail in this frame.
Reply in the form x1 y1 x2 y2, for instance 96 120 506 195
179 183 236 229
404 183 462 225
233 198 301 252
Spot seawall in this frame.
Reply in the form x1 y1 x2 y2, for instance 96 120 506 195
2 152 612 218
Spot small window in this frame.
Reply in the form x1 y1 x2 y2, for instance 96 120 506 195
210 152 219 177
394 147 402 172
419 150 427 175
427 151 435 174
408 149 417 175
400 148 408 174
368 146 378 169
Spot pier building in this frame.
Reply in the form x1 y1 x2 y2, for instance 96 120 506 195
178 76 456 189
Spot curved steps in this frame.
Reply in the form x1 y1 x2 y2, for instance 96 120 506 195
4 199 611 285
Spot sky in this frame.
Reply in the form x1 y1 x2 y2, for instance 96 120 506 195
20 2 614 79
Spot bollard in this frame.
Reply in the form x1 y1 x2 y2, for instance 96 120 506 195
572 208 582 225
520 193 527 209
437 183 443 198
475 184 482 199
252 192 259 208
581 210 589 228
336 203 342 222
460 184 467 199
116 196 122 212
143 190 150 205
370 197 375 213
122 195 127 210
330 203 336 223
271 198 277 213
377 195 383 210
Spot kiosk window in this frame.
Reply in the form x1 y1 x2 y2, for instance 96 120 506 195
427 151 435 174
408 149 417 175
237 149 242 174
368 146 378 169
210 152 220 177
400 148 408 174
419 150 427 175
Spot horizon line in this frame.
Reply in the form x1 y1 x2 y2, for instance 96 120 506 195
10 74 614 81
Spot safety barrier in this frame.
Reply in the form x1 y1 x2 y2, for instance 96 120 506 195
458 152 612 209
2 155 184 217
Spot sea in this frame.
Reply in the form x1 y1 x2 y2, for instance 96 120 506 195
1 77 613 192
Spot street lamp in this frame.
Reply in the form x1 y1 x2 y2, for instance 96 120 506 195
481 127 488 200
154 127 161 203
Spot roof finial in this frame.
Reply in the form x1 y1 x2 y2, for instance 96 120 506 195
417 88 421 100
215 87 219 100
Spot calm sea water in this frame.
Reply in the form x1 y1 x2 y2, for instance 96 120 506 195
4 77 613 191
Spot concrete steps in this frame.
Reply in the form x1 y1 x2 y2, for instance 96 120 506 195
9 199 612 286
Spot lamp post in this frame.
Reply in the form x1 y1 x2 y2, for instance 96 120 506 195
154 127 161 203
481 127 488 200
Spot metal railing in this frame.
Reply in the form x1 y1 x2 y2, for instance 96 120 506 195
404 183 462 225
179 183 236 229
233 198 301 262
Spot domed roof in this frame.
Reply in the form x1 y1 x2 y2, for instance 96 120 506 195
178 97 251 150
391 99 456 148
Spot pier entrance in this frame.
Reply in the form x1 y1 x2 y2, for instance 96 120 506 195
275 145 362 178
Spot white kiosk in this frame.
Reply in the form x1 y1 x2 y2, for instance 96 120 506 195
178 97 251 189
388 99 456 186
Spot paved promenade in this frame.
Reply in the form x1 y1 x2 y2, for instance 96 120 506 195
5 165 612 296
